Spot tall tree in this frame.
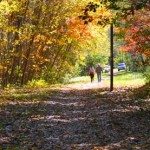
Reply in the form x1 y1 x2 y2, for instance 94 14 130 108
0 0 93 87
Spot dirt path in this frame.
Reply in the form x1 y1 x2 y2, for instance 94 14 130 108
62 80 108 90
0 84 150 149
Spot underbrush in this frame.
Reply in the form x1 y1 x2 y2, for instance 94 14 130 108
132 83 150 99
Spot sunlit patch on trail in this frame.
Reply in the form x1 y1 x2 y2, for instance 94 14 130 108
62 81 107 90
29 115 86 123
43 101 85 107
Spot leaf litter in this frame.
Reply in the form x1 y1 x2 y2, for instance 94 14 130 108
0 84 149 150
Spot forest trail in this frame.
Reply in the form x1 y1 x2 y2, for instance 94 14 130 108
62 80 107 90
0 83 150 150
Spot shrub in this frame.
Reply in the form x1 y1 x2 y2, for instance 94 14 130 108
27 79 48 88
143 66 150 84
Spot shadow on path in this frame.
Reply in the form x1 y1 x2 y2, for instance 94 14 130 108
0 87 150 150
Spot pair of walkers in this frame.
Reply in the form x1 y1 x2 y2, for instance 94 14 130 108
88 64 102 83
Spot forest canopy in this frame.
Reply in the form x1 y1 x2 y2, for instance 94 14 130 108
0 0 149 87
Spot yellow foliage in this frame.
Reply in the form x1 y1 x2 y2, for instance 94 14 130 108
0 64 3 70
66 17 91 42
46 40 53 45
34 35 47 43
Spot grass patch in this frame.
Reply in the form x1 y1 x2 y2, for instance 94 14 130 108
114 71 145 87
0 87 57 103
0 72 145 104
69 71 145 88
100 71 145 87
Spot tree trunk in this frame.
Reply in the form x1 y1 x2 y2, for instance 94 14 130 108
21 36 35 85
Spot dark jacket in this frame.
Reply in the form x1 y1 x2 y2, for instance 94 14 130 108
96 65 102 74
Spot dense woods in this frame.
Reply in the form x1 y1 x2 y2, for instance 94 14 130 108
0 0 79 86
0 0 149 87
0 0 108 87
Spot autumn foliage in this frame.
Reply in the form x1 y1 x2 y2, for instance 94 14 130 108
66 17 91 41
0 0 93 87
121 8 150 57
0 0 149 88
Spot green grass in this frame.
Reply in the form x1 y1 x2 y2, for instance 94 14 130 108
69 71 145 87
114 71 145 87
0 87 55 103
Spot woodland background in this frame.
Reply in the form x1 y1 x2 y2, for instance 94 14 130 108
0 0 149 87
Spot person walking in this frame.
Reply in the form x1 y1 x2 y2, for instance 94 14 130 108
95 64 102 82
88 66 95 83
